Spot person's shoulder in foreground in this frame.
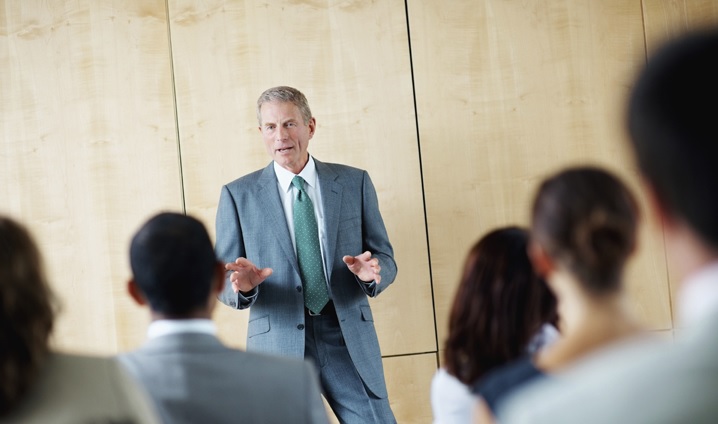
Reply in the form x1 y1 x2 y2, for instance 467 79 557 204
499 324 718 424
6 352 160 424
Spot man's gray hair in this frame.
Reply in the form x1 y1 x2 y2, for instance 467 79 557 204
256 86 313 125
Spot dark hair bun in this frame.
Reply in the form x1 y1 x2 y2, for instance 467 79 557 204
532 167 639 295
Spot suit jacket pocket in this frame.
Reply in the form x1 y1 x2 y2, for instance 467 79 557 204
360 305 374 322
248 315 270 338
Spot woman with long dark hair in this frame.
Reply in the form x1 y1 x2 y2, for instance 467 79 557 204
0 216 159 423
431 226 558 423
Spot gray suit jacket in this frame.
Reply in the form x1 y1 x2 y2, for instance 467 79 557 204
118 332 329 424
215 159 397 398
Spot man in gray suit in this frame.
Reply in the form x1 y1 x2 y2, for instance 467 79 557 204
500 29 718 424
118 212 329 424
215 86 398 423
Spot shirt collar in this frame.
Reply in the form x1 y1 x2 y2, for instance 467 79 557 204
678 261 718 326
274 155 318 193
147 319 217 340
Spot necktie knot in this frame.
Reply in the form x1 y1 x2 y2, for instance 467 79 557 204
292 176 305 192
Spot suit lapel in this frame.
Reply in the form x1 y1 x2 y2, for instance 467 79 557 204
316 159 343 281
256 163 301 276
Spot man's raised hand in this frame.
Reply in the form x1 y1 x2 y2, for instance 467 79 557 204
225 257 273 293
342 251 381 284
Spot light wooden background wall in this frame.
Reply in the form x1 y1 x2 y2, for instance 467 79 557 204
1 1 717 422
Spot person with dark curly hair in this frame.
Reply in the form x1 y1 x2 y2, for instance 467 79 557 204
430 226 558 423
0 216 159 423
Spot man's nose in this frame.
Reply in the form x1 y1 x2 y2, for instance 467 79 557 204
276 126 287 140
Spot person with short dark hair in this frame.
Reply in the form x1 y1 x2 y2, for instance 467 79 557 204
472 167 644 422
0 216 159 423
431 226 558 423
501 29 718 424
118 212 329 424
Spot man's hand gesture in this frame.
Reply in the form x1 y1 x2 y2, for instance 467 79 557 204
342 251 381 284
225 257 272 293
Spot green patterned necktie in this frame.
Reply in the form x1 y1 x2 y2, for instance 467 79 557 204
292 176 329 314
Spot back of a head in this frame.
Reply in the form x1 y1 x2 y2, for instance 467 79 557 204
130 212 217 317
444 226 557 385
531 167 639 295
628 29 718 249
0 217 55 416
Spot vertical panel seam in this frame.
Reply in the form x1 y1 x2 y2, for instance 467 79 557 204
165 0 187 214
641 0 674 330
403 0 440 368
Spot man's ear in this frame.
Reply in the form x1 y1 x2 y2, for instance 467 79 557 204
127 279 147 306
528 240 554 279
307 117 316 138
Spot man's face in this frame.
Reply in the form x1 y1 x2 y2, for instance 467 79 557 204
259 100 315 174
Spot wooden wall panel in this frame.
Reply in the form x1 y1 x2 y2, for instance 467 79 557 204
643 0 718 54
383 353 437 424
408 0 672 354
642 0 718 327
0 0 181 354
167 0 435 356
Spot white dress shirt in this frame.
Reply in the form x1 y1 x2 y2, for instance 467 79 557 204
147 319 217 340
430 368 474 424
678 261 718 326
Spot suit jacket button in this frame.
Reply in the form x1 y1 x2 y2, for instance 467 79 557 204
296 286 302 292
297 324 305 330
229 300 236 307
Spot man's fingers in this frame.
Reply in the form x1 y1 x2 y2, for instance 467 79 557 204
259 268 273 279
231 280 242 293
342 255 355 265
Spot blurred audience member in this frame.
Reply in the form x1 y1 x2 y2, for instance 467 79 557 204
430 227 558 423
0 216 159 423
472 167 643 423
118 212 329 424
501 29 718 424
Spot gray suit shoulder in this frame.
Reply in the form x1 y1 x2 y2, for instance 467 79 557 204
223 167 266 189
318 160 366 177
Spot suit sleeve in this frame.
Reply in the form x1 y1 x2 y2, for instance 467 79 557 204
215 184 258 309
360 170 398 297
